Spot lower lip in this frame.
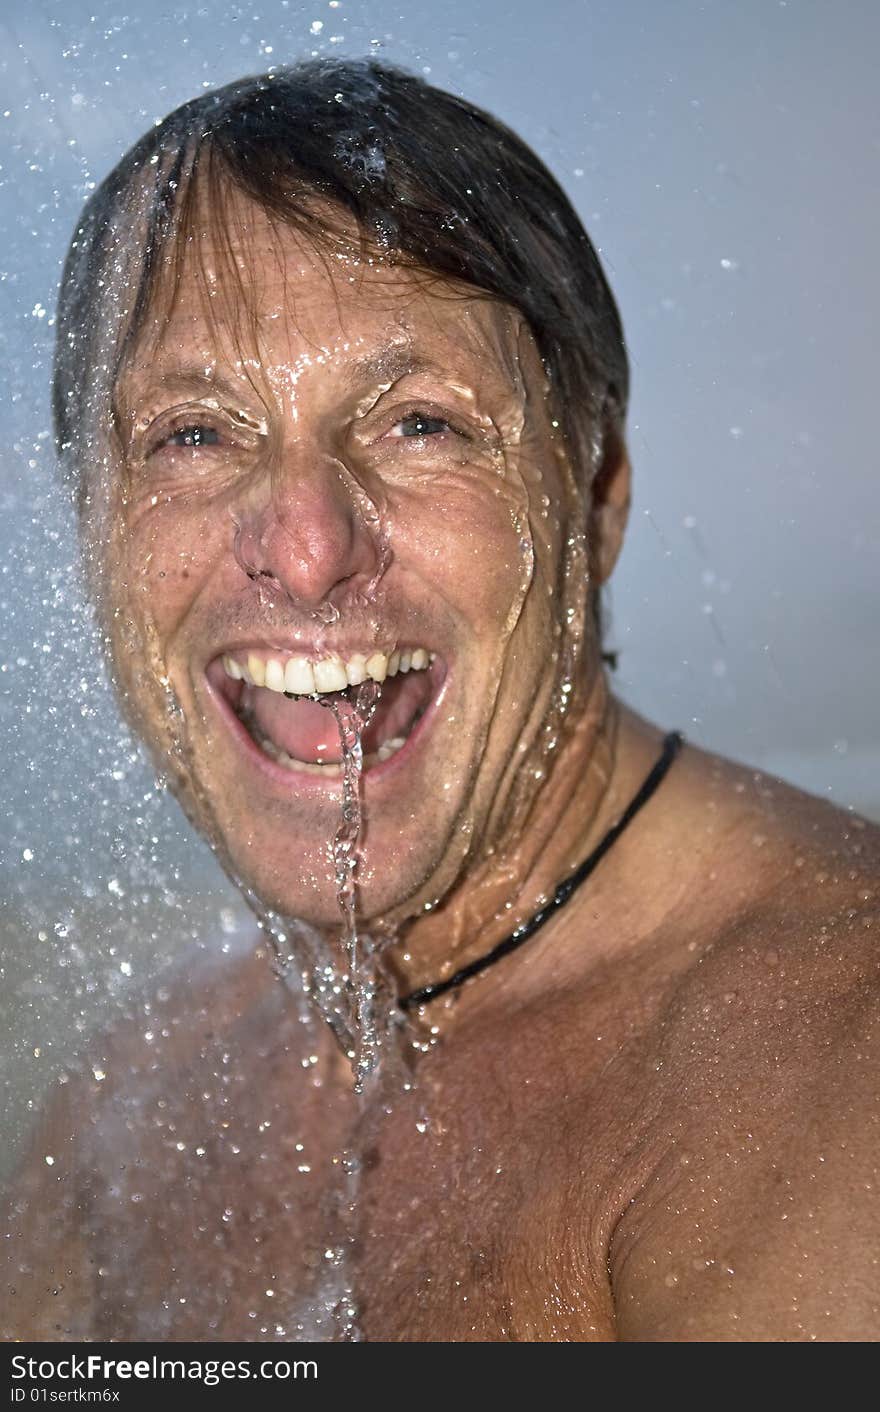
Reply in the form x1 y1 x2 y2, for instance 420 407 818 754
204 660 449 795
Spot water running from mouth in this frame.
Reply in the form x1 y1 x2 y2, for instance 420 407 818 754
239 677 390 1340
322 678 384 1092
319 677 389 1341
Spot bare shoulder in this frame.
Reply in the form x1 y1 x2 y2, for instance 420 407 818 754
612 737 880 1340
669 737 880 1029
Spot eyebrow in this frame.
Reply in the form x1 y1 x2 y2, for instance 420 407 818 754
347 346 438 383
346 343 498 397
121 342 482 420
125 365 253 405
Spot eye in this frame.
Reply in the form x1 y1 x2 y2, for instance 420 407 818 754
163 424 221 449
389 412 452 439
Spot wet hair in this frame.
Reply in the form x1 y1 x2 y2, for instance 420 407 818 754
52 58 627 648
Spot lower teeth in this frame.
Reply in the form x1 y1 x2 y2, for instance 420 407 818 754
254 731 406 773
235 702 410 774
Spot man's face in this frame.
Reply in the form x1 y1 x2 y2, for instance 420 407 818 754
103 190 587 928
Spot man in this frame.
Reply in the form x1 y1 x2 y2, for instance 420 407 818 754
3 59 878 1342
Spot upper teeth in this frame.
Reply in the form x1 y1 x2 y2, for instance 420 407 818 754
223 647 433 695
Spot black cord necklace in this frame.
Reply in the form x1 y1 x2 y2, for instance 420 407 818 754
398 729 684 1011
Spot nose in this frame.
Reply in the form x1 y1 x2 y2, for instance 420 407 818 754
232 451 383 610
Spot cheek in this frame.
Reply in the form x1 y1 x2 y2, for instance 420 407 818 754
516 424 572 564
114 496 225 633
386 472 532 622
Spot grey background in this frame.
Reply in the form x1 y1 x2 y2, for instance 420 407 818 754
1 0 878 1166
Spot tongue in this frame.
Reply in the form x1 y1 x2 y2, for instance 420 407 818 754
251 689 343 761
245 671 432 762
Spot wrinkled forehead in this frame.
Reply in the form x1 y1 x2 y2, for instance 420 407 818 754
119 184 548 411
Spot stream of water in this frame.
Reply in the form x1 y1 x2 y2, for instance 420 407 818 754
322 679 385 1092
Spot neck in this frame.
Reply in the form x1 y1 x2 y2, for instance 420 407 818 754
379 666 621 1018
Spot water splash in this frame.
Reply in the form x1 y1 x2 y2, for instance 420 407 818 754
322 678 385 1092
247 674 399 1090
249 676 406 1339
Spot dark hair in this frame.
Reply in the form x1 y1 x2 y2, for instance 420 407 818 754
52 58 627 652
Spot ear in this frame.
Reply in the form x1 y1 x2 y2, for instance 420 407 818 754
588 421 631 584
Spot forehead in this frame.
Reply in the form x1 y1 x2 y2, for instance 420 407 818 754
124 184 540 397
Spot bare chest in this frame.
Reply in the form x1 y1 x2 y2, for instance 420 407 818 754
85 1024 634 1341
78 958 670 1342
349 1074 620 1341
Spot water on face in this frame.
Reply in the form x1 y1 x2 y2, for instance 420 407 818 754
5 160 613 1339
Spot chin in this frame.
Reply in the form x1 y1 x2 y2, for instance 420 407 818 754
206 825 460 933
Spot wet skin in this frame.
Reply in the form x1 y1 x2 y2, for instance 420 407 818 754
3 197 880 1341
101 196 592 945
5 734 879 1340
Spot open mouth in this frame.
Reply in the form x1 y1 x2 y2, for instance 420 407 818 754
207 645 444 779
